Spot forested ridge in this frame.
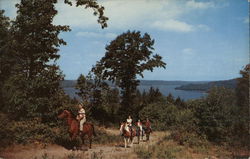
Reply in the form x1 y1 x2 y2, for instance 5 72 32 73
175 79 237 91
61 80 206 88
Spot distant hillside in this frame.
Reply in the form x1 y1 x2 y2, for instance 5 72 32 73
60 80 208 88
175 79 238 91
60 80 77 88
139 80 207 86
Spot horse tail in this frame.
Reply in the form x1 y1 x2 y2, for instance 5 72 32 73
92 124 96 137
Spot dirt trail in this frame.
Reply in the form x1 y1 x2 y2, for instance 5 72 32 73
0 129 166 159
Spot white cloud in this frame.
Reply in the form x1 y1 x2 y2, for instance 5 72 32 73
151 19 195 32
186 0 215 9
182 48 195 55
2 0 215 33
76 31 117 39
54 0 213 31
54 2 97 29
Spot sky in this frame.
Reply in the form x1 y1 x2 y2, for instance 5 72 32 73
1 0 249 81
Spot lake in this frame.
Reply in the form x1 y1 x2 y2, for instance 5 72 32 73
64 84 207 101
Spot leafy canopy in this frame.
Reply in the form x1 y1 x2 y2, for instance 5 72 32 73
93 30 166 87
92 30 166 117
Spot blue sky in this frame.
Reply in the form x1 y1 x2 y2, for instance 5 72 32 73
1 0 249 81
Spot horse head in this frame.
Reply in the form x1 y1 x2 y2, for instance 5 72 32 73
58 110 71 119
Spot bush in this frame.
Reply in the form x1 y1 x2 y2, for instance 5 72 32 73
195 87 236 143
0 113 57 147
170 130 208 148
139 102 179 131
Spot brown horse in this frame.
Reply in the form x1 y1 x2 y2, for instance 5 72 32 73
143 120 152 141
119 122 137 148
58 110 96 149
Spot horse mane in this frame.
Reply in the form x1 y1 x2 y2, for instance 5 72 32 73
68 110 77 119
62 109 77 119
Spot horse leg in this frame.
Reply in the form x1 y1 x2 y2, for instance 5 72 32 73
141 130 144 140
81 135 85 149
146 133 149 141
88 135 92 149
137 134 140 144
130 137 134 147
69 132 77 150
124 137 127 148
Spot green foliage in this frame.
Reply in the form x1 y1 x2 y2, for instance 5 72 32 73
0 10 11 110
170 130 208 148
233 64 250 148
64 0 108 29
75 73 120 123
75 74 94 104
166 93 175 104
195 87 236 143
236 64 249 108
139 101 180 130
0 113 57 147
0 0 109 147
92 30 166 117
1 0 68 122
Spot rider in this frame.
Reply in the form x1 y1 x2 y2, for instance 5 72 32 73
136 119 143 131
145 118 152 133
136 119 143 137
76 103 86 134
126 115 133 134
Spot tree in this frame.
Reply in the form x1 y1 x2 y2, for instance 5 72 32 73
64 0 108 28
0 10 11 110
92 30 166 117
195 87 236 143
2 0 71 121
166 93 175 104
236 64 249 109
174 96 186 108
234 64 249 147
0 0 109 146
75 74 94 104
75 72 109 121
2 0 108 120
102 88 120 122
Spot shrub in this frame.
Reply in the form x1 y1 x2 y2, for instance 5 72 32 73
0 114 57 147
170 130 208 148
195 87 236 143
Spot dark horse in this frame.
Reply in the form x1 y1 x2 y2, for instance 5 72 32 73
143 120 152 141
58 110 96 149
